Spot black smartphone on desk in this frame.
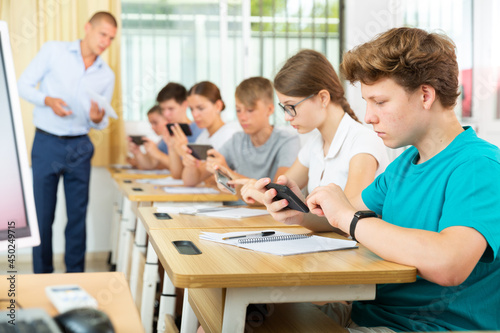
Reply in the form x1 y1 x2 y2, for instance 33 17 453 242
187 144 213 160
154 212 172 220
265 183 309 213
129 135 145 145
166 123 192 136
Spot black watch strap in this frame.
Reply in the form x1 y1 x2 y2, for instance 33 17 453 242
349 210 377 242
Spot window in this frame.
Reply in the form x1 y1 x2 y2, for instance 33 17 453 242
121 0 341 124
401 0 473 119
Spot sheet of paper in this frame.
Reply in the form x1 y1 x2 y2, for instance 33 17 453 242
197 208 269 219
126 169 171 175
162 186 220 194
199 230 357 256
87 88 118 119
136 177 183 186
156 203 223 214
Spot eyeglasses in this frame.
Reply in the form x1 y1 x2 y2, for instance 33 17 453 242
278 94 315 117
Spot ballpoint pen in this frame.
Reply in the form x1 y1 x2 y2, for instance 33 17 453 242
222 231 275 240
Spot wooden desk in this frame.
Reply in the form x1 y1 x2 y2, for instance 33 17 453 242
0 272 144 332
115 179 237 203
111 178 237 333
136 206 303 333
137 206 302 232
148 227 416 333
107 166 171 180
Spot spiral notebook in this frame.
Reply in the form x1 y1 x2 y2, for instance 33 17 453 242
199 230 357 256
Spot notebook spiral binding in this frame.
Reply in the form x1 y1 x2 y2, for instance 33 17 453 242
238 233 312 244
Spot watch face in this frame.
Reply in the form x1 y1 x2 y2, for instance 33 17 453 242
356 210 377 218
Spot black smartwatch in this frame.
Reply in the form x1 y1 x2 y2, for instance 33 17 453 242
349 210 377 242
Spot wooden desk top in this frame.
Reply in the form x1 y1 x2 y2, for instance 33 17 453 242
0 272 144 332
107 166 171 179
137 206 303 232
149 227 417 289
115 179 238 202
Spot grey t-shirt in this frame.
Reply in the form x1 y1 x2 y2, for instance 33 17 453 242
219 127 300 180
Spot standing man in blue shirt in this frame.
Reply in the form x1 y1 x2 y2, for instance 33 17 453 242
18 12 117 273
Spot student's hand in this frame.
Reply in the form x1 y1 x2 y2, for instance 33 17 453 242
260 175 305 225
231 178 263 205
169 124 188 148
45 96 72 117
89 100 105 123
126 156 139 168
143 138 162 160
127 137 140 155
182 150 200 168
211 166 234 194
306 184 357 232
206 150 227 174
162 129 175 148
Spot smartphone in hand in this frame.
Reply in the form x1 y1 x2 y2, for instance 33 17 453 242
130 135 145 145
215 169 236 194
166 123 193 136
187 144 213 160
265 183 309 213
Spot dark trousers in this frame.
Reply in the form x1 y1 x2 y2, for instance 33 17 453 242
31 131 94 273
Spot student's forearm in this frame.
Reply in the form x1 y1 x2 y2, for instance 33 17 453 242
346 217 486 287
182 167 202 186
152 153 170 170
135 154 157 170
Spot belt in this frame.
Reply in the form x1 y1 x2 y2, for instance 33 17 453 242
36 128 87 139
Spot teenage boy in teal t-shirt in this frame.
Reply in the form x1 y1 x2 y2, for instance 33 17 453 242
258 27 500 332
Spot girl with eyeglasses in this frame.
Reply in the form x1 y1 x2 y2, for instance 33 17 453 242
236 49 389 230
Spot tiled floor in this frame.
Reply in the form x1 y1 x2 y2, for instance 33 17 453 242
13 252 111 275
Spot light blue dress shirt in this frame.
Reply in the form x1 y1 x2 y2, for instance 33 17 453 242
18 40 115 136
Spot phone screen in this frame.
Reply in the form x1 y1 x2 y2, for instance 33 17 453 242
167 123 193 136
265 183 309 213
130 135 145 145
187 144 213 160
216 169 236 194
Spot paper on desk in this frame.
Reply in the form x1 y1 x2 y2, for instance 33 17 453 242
110 164 133 169
136 177 184 186
87 88 118 119
197 207 269 219
126 169 171 175
156 203 223 214
199 230 358 256
162 186 220 194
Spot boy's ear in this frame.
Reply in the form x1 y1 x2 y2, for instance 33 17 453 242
421 85 436 110
267 102 275 116
181 100 189 112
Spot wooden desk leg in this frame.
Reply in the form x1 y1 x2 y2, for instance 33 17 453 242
141 241 159 333
116 197 134 274
120 198 137 281
156 271 177 332
130 218 147 300
221 285 376 333
109 185 123 268
180 289 198 333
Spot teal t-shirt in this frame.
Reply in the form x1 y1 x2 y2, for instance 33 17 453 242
354 127 500 331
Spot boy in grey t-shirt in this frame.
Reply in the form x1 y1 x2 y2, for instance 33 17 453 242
206 77 299 192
